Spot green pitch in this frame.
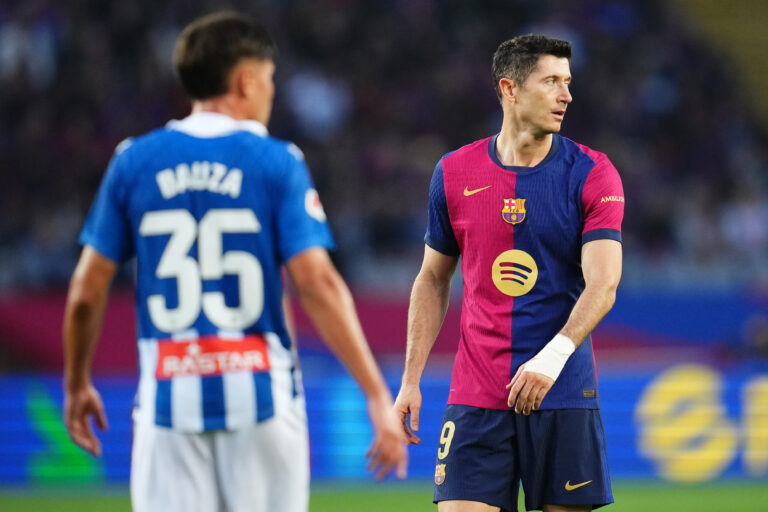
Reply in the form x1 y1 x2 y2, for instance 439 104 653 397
1 481 766 511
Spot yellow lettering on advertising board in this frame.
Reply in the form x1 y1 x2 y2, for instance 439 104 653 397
635 364 738 482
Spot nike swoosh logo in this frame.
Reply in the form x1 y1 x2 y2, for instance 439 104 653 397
463 185 492 196
565 480 593 491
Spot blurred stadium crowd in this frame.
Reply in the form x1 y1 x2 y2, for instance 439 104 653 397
2 0 767 291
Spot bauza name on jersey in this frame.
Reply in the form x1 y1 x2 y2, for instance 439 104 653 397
156 161 243 199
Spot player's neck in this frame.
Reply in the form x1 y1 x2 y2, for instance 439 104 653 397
496 124 553 168
191 96 250 121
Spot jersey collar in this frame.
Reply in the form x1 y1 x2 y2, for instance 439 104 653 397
488 133 560 172
166 112 269 138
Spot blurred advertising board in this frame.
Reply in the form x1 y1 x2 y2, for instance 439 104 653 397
1 361 766 484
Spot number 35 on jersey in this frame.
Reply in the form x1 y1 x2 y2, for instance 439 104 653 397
139 208 264 333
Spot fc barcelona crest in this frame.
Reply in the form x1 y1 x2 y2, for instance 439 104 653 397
435 464 446 485
502 198 527 224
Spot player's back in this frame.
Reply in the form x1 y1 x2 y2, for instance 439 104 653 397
80 112 334 431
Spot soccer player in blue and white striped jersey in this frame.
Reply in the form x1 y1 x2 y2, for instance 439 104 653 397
63 11 406 512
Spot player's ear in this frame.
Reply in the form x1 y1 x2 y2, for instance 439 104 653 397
232 60 254 99
499 77 517 104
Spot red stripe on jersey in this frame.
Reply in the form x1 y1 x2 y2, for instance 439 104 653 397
442 138 517 409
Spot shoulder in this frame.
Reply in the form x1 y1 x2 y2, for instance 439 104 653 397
109 127 171 167
441 136 494 172
560 136 614 169
252 136 309 177
558 136 621 185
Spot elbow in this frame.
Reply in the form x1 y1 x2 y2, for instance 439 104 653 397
585 277 619 312
295 264 343 308
415 268 452 299
601 279 619 311
66 274 105 316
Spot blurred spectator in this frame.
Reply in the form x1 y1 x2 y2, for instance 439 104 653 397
1 0 767 292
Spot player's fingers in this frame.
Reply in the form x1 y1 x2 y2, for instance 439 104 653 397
523 385 539 415
507 374 526 408
515 380 534 414
409 406 420 433
506 365 525 390
70 417 99 456
82 416 102 456
93 402 109 431
406 430 421 445
396 449 408 479
399 416 420 444
533 386 549 411
375 461 394 481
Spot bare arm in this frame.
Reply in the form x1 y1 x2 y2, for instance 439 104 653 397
285 247 407 479
559 239 622 346
395 245 458 443
63 246 118 455
507 239 622 414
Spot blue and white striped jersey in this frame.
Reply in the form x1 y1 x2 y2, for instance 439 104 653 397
80 112 334 432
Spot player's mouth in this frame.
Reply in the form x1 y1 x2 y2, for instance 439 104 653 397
552 110 566 121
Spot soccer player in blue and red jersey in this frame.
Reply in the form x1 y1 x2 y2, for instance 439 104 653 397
394 35 624 511
62 12 406 512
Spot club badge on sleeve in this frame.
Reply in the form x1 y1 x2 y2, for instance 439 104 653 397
305 188 327 222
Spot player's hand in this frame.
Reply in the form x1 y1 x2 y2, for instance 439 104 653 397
366 393 409 480
63 384 108 456
506 363 555 415
393 384 422 445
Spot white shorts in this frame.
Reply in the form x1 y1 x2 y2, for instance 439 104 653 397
130 396 309 512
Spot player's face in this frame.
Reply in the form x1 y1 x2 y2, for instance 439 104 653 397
515 55 572 136
243 58 276 125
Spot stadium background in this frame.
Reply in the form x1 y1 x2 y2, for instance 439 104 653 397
1 0 767 510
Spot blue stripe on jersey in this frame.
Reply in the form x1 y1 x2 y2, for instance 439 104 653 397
425 159 460 256
254 372 274 422
155 380 172 427
583 228 622 244
202 376 226 430
290 366 299 398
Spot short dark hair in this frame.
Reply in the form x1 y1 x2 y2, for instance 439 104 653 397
492 34 572 101
175 11 276 100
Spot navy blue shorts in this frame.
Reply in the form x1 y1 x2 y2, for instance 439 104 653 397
433 405 613 511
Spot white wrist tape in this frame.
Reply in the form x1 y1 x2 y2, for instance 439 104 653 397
523 334 576 382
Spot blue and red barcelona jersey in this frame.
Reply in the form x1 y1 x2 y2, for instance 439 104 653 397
80 112 335 432
426 134 624 410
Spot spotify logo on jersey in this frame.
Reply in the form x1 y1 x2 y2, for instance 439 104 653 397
491 250 538 297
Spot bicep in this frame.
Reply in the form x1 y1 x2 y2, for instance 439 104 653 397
581 239 622 289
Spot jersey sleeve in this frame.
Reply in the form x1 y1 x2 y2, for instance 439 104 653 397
424 160 460 256
581 155 624 244
275 144 336 263
78 143 134 263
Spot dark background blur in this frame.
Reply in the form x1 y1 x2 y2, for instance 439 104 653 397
0 0 767 492
2 0 767 291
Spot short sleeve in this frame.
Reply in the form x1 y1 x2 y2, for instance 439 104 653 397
275 145 335 262
424 160 460 256
78 145 134 263
581 156 624 244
